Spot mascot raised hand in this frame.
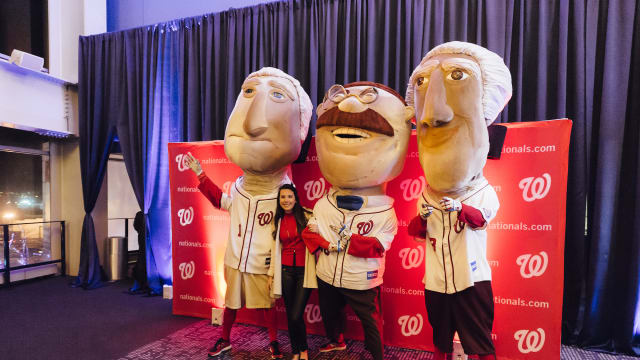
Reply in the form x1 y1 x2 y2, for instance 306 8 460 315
406 41 512 360
302 81 414 360
185 67 312 359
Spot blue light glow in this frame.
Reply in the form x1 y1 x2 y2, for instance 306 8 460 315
634 285 640 338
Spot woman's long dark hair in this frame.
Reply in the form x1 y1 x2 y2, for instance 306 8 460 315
273 183 309 239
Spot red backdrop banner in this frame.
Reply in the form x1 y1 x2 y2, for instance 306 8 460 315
168 119 572 359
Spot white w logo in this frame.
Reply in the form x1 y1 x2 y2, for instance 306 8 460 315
398 247 424 270
304 178 327 201
178 261 195 280
519 173 551 202
398 314 423 337
400 176 426 201
516 251 548 278
177 207 194 226
514 328 545 353
304 304 322 324
175 153 190 172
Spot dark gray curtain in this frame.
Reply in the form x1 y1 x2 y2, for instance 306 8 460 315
76 33 121 290
78 0 640 353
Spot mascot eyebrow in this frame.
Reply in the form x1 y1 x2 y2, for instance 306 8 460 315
267 79 296 100
241 78 296 100
409 61 439 83
409 58 481 85
440 59 481 78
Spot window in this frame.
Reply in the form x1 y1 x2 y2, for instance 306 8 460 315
0 127 52 271
0 151 49 223
0 135 50 223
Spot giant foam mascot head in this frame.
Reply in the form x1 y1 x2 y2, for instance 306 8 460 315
406 41 512 194
224 67 313 177
315 82 414 194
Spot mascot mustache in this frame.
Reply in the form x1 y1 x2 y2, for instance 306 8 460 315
316 106 394 136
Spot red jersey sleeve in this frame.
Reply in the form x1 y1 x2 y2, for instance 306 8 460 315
407 215 427 239
347 234 384 258
197 173 223 209
302 227 330 253
458 203 486 229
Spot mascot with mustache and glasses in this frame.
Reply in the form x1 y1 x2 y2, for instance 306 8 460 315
302 82 414 360
184 67 312 359
406 42 512 360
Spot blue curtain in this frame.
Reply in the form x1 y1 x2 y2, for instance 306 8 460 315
77 0 640 353
76 33 121 289
78 29 181 294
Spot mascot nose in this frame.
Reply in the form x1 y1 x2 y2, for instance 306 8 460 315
338 96 368 113
243 95 269 137
421 70 454 127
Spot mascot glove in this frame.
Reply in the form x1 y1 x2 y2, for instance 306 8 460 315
330 224 352 242
328 243 344 252
440 197 462 212
186 152 203 176
420 203 435 220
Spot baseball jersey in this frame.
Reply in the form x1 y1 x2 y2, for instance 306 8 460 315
199 175 291 274
417 178 499 294
313 188 398 290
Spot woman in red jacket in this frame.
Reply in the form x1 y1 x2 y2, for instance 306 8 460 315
270 184 314 360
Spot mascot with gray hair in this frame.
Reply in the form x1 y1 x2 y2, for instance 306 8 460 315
406 42 512 360
185 67 313 359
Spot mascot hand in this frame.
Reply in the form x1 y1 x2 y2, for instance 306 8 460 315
328 242 346 252
440 197 462 212
419 203 435 220
185 152 203 176
330 224 352 242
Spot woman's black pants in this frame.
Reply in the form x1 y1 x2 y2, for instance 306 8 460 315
281 265 312 354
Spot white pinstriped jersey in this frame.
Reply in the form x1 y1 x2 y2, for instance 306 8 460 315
313 188 398 290
419 178 499 294
220 176 291 274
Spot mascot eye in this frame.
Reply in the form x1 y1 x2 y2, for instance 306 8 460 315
416 76 428 87
358 88 378 103
448 70 468 81
243 88 254 95
272 91 285 99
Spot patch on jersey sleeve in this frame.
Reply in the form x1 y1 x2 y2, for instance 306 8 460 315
481 208 494 220
470 260 478 272
367 270 378 280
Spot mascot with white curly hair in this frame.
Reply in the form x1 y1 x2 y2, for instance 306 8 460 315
185 67 313 359
406 41 512 360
